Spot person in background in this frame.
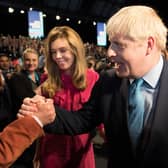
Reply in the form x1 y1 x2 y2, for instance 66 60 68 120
0 97 56 168
20 5 168 168
38 43 46 73
8 47 41 119
0 70 13 131
8 48 41 168
35 26 98 168
0 58 55 168
0 53 16 80
86 55 97 70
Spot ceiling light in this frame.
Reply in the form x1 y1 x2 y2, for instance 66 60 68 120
56 15 61 20
93 21 96 26
66 18 70 21
78 20 82 24
8 7 14 13
20 10 25 14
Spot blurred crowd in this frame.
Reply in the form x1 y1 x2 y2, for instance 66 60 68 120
0 34 113 77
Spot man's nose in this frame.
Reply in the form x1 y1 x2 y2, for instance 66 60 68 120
107 47 117 58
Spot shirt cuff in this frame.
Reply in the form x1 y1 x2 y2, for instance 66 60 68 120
32 115 43 128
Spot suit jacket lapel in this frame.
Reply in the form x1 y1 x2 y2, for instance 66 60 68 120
138 59 168 158
149 59 168 141
119 78 132 139
119 78 130 122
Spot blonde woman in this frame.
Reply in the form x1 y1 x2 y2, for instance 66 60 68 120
35 26 99 168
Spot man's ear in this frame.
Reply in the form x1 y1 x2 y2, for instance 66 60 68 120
146 36 154 55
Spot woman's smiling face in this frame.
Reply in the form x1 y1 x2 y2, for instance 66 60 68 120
50 38 75 75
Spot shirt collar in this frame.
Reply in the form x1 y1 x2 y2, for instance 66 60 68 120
143 56 163 89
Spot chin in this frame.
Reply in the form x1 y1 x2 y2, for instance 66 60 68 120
116 71 129 78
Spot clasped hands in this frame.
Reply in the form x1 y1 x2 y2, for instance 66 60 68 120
18 95 56 126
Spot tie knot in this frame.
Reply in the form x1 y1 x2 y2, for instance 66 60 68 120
131 78 143 88
134 78 143 87
129 78 144 93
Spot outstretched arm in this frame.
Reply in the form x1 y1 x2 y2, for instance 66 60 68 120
0 116 43 167
0 98 56 167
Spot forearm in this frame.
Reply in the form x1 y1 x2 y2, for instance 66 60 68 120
44 105 101 135
0 116 44 167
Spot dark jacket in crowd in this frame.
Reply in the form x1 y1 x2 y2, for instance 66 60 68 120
8 69 40 168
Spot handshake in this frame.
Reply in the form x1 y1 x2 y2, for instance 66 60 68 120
18 95 56 127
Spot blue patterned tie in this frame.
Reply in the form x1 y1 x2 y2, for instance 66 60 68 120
128 78 144 147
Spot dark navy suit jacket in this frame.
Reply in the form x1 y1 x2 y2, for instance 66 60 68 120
46 57 168 168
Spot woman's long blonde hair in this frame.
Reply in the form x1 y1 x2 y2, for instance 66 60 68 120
42 26 87 97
